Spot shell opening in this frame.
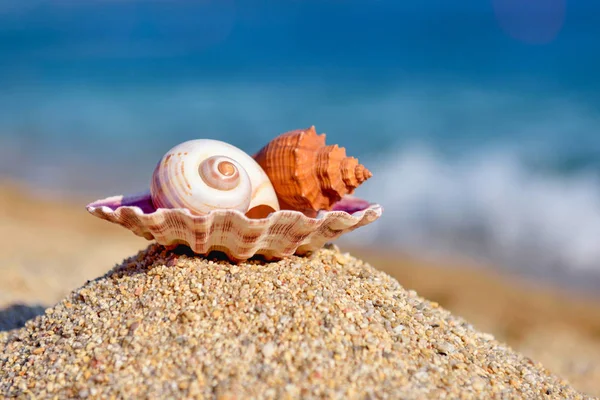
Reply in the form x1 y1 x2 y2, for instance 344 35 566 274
245 204 277 219
199 156 240 191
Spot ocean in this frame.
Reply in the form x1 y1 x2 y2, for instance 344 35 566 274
1 0 600 290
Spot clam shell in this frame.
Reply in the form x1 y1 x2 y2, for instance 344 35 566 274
86 192 382 262
253 126 373 214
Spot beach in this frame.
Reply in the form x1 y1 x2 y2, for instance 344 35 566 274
3 0 600 397
1 181 599 397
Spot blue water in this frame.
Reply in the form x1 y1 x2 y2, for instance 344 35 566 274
2 0 600 288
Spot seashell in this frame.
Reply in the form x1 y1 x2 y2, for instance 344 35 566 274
252 126 372 214
86 192 382 262
86 135 382 262
150 139 280 219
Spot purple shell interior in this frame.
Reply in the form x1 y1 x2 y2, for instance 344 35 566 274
90 191 156 213
329 196 372 214
88 191 373 216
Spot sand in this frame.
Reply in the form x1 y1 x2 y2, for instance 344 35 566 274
0 245 591 399
1 182 600 397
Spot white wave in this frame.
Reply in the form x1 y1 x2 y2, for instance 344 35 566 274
343 144 600 286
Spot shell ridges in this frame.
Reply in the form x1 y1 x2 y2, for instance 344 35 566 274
86 193 382 262
253 126 372 213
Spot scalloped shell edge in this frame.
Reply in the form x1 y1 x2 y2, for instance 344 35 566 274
86 199 382 262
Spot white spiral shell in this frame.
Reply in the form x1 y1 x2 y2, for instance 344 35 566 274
150 139 280 217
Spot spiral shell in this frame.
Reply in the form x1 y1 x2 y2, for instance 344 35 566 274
253 126 372 213
150 139 280 218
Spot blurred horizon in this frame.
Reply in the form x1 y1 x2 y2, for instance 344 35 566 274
2 0 600 291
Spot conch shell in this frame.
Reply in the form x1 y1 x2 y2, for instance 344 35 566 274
86 133 382 262
253 126 372 214
151 139 280 219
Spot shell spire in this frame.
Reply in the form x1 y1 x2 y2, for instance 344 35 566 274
253 126 372 213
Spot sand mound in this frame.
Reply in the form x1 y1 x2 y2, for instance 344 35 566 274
0 245 588 399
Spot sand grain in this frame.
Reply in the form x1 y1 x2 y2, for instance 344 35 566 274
0 245 590 399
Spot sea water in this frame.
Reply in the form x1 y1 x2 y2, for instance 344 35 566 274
1 0 600 289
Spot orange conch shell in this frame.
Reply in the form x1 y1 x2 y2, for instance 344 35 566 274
253 126 372 213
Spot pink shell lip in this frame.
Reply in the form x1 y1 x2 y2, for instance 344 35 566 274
86 191 156 214
86 191 376 218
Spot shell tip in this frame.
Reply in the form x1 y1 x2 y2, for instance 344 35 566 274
356 164 373 182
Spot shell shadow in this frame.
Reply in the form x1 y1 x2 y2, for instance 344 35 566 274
0 303 47 332
169 244 287 263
